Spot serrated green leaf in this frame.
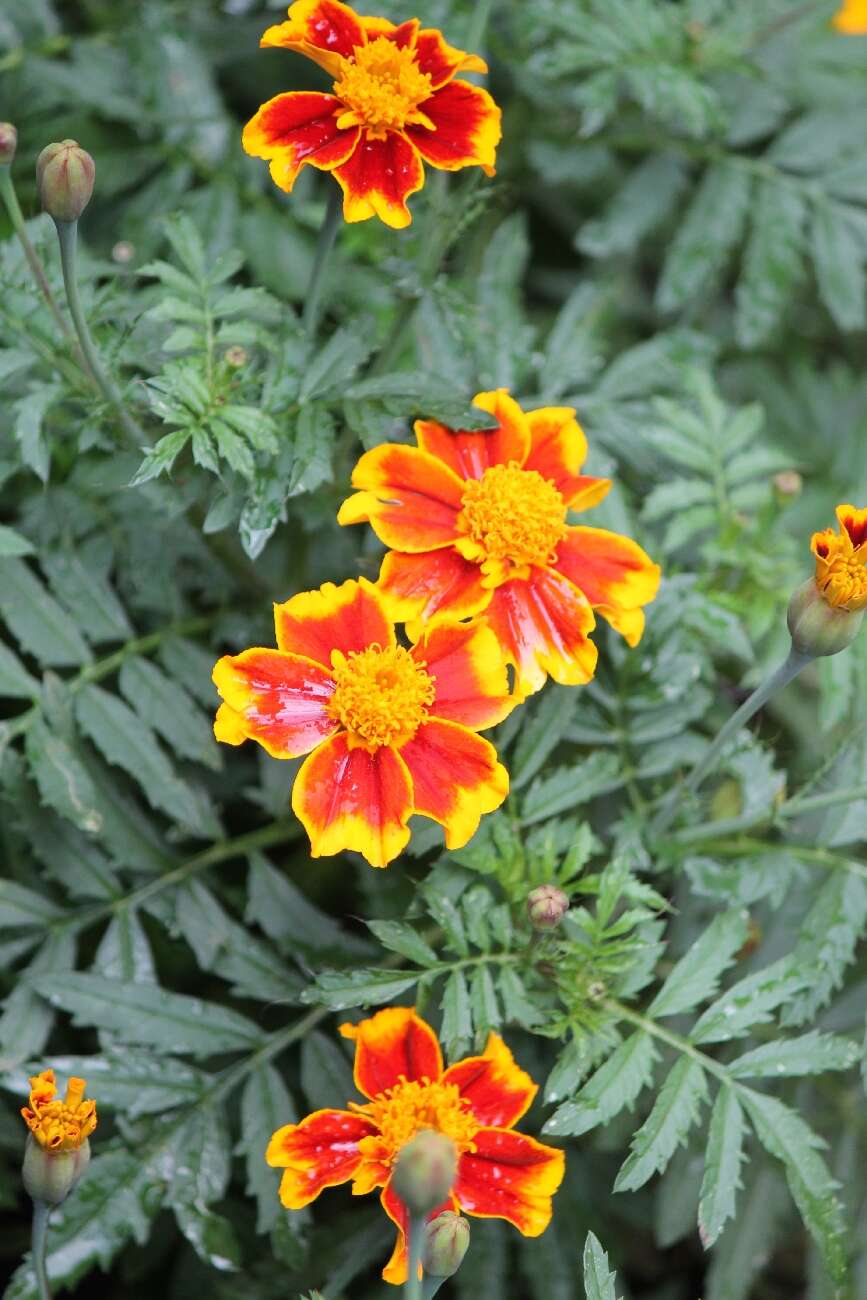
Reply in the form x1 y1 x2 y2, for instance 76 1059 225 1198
648 909 750 1018
0 640 39 698
301 967 419 1010
0 558 91 666
614 1056 707 1193
543 1032 659 1137
727 1030 859 1079
42 553 133 645
690 958 806 1044
246 852 371 960
440 968 473 1059
240 1063 297 1233
811 200 866 332
698 1086 745 1249
735 179 806 348
301 1030 355 1110
582 1230 621 1300
366 919 438 967
25 719 103 835
657 161 751 312
0 879 61 929
119 655 221 770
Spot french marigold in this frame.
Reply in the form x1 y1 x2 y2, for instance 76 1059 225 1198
242 0 501 229
212 577 513 867
811 504 867 611
21 1069 97 1152
265 1007 564 1284
338 390 661 698
833 0 867 34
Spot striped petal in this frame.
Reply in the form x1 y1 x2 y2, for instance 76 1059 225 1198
455 1127 565 1236
292 732 412 867
211 649 336 758
399 718 509 849
338 445 465 552
524 407 611 512
554 526 661 647
415 28 488 88
836 503 867 551
411 620 513 730
404 80 500 175
274 577 394 667
360 15 418 47
242 92 360 192
414 390 531 480
265 1108 376 1209
333 132 425 229
482 568 598 699
443 1034 538 1129
260 0 366 75
376 548 490 627
380 1179 456 1284
339 1006 443 1099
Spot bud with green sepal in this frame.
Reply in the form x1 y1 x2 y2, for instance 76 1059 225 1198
392 1130 458 1300
36 139 95 224
421 1212 470 1297
527 884 569 931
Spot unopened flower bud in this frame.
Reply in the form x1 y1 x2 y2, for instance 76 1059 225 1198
773 470 802 498
22 1134 91 1206
787 578 864 659
224 345 248 367
422 1211 470 1279
391 1130 457 1215
36 140 95 223
0 123 17 166
527 884 569 931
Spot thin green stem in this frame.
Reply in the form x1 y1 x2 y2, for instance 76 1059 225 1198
302 187 341 338
651 648 811 836
31 1200 52 1300
0 166 74 346
55 218 146 447
421 1279 448 1300
782 785 867 817
404 1212 426 1300
604 998 732 1086
688 837 867 884
668 779 867 847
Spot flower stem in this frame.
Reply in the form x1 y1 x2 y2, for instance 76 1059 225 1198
0 165 77 349
54 218 146 447
31 1200 53 1300
651 647 811 836
302 187 341 338
421 1278 447 1299
404 1212 426 1300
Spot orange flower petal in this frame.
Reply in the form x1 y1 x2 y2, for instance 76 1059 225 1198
404 80 500 175
292 732 413 867
339 1007 443 1099
360 15 419 47
836 503 867 550
524 408 612 511
242 92 360 192
399 718 509 849
265 1109 375 1209
332 132 425 228
415 390 531 480
380 1178 456 1284
212 649 337 758
833 1 867 34
411 620 513 730
454 1128 565 1236
260 0 367 75
274 577 394 666
554 526 661 647
415 28 488 88
338 445 465 552
442 1034 538 1129
483 568 598 698
376 548 490 626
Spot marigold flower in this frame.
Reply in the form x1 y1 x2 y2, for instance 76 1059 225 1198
212 578 513 867
265 1007 564 1284
810 504 867 612
833 0 867 34
242 0 501 228
21 1069 97 1152
338 390 661 697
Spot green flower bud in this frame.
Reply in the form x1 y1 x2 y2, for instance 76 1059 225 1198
787 578 864 659
421 1211 470 1279
0 123 17 166
391 1130 457 1216
22 1134 91 1206
527 884 569 931
36 139 95 223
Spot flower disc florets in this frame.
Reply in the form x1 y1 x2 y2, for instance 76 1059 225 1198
353 1076 479 1160
20 1069 97 1152
334 38 433 139
811 505 867 612
458 462 566 574
328 643 435 748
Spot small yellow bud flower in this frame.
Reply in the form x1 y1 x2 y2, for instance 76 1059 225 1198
36 140 95 223
20 1069 97 1206
0 123 17 166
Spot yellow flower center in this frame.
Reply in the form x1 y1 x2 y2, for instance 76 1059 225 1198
816 549 867 611
328 644 435 749
353 1078 479 1162
458 462 566 573
334 38 433 139
21 1072 97 1152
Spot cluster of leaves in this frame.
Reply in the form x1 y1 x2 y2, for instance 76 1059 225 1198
2 1 867 1299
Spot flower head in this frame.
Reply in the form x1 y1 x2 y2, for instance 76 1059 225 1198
338 391 661 697
36 140 95 223
21 1069 97 1152
242 0 501 228
811 504 867 612
833 1 867 34
265 1007 564 1284
212 578 513 866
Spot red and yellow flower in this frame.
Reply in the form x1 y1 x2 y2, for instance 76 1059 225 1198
338 390 661 698
811 504 867 611
21 1069 97 1152
212 578 512 867
266 1007 564 1284
242 0 501 228
833 1 867 34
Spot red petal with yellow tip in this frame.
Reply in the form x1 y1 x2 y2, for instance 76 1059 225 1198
333 133 425 229
554 526 660 646
415 28 488 88
836 503 867 550
411 620 513 730
483 568 598 698
340 1007 443 1099
376 547 490 626
241 92 359 193
266 1109 375 1209
399 719 509 849
454 1127 565 1236
404 80 500 175
274 578 394 666
338 445 464 552
414 389 530 481
524 407 612 511
443 1034 538 1128
380 1179 456 1284
292 733 413 868
360 15 418 47
211 649 336 759
260 0 366 75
